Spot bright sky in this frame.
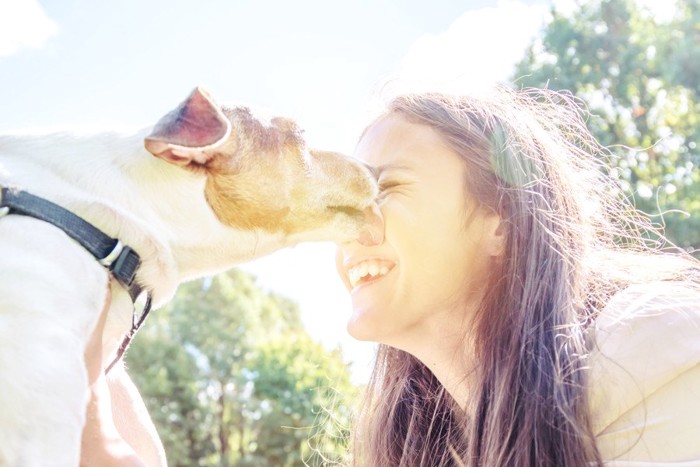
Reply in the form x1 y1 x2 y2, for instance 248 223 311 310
0 0 597 382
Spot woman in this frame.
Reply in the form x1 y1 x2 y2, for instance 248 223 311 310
334 86 700 465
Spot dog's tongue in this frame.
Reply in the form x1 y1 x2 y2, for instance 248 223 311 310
145 86 229 150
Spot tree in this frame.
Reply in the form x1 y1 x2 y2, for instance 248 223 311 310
238 334 357 466
126 269 357 466
513 0 700 253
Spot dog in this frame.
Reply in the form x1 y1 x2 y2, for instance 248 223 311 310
0 87 382 466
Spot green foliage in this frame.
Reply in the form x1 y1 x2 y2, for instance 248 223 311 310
513 0 700 252
126 269 357 466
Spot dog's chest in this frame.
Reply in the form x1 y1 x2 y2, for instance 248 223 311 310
0 214 130 362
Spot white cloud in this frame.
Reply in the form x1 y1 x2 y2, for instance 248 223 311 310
388 0 548 96
0 0 58 57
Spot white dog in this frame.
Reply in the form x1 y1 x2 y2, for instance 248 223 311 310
0 87 381 466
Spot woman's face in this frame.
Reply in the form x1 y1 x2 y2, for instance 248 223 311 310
335 113 502 351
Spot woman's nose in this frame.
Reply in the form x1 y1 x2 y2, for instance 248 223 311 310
357 203 385 246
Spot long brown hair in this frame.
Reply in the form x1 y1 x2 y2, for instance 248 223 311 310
350 87 698 466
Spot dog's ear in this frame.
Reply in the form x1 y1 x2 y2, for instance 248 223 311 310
144 86 231 166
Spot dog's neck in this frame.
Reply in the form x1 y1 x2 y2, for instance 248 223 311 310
0 129 290 305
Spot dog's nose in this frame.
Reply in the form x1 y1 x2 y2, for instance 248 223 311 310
357 203 384 246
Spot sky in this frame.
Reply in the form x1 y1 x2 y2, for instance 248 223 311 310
1 0 668 382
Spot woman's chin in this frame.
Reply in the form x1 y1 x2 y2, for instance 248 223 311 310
346 309 382 342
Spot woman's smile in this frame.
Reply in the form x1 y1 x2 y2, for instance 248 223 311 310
343 258 395 289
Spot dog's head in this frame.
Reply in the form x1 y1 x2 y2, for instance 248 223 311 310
144 87 381 245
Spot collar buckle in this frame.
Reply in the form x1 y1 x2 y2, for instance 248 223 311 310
109 244 140 288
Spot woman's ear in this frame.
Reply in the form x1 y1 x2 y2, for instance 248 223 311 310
484 213 506 257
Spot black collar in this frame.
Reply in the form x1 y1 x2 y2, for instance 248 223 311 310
0 185 152 372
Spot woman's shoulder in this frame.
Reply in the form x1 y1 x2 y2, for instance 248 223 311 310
588 280 700 463
592 280 700 368
590 279 700 397
596 280 699 325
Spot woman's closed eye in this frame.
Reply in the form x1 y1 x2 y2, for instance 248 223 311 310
378 180 402 198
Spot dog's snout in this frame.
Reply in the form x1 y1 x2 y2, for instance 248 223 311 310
357 203 384 246
311 150 379 200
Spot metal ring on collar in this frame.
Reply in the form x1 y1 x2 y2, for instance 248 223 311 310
0 188 8 218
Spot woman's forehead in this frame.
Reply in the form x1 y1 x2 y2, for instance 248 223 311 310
355 114 453 168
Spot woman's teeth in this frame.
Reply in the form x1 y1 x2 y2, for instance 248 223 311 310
347 261 392 288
